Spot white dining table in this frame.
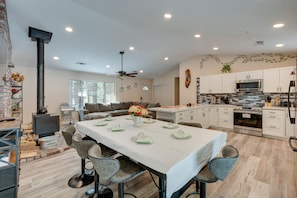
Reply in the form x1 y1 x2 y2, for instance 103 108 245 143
75 115 227 198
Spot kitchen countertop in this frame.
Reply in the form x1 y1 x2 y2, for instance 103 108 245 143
148 105 207 113
149 104 235 113
263 106 293 110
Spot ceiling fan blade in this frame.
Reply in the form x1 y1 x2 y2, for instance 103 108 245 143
127 72 138 76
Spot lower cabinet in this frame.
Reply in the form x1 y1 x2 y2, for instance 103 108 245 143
263 109 285 137
197 107 209 128
209 106 219 127
285 109 296 137
218 107 234 129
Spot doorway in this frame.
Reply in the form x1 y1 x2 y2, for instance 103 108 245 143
174 77 180 105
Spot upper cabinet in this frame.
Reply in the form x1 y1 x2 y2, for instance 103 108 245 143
222 73 236 93
200 74 222 94
263 66 295 93
235 70 263 81
199 67 295 95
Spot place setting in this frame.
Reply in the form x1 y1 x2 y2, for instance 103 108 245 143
143 117 156 124
171 130 191 139
131 132 153 144
162 122 179 129
94 120 108 126
108 124 125 132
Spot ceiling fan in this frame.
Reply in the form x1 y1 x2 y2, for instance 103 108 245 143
117 51 138 77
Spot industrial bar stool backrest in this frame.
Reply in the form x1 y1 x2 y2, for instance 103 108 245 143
68 133 96 188
190 145 239 198
88 144 145 198
61 125 76 147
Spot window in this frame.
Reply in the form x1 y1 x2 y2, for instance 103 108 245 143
69 80 116 109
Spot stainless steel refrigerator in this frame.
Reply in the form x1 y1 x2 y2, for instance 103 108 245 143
288 62 297 152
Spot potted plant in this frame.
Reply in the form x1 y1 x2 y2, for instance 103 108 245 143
221 64 231 73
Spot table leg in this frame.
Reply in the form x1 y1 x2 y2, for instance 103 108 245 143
159 177 166 198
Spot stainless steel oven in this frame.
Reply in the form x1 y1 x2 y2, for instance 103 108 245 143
233 108 262 136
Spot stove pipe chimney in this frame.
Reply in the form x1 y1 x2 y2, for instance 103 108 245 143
28 27 53 114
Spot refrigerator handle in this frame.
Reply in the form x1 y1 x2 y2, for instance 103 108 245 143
288 80 295 124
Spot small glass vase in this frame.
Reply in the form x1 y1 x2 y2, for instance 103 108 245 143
132 115 142 127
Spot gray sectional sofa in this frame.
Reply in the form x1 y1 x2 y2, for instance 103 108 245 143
81 102 160 120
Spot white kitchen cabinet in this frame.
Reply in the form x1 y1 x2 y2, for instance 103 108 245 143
263 109 285 137
200 74 222 94
279 66 296 93
235 70 263 81
285 109 296 137
154 107 198 121
222 73 236 93
209 106 219 127
175 111 188 123
197 107 209 128
184 109 198 122
263 68 279 93
218 107 233 129
263 66 295 93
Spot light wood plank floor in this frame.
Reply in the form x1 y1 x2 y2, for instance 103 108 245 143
18 131 297 198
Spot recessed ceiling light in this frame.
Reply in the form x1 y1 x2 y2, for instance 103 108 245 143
53 56 59 60
273 23 284 28
65 27 73 32
164 13 172 19
106 65 110 68
129 46 134 50
164 57 169 61
213 47 219 50
276 44 284 47
194 34 201 38
140 70 143 73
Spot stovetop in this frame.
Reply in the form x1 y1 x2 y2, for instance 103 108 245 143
234 105 262 111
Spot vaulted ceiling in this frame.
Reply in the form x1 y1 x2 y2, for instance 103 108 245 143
5 0 297 79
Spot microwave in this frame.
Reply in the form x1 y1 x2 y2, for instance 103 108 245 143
236 79 263 92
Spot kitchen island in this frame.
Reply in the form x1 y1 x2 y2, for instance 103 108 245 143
149 105 209 127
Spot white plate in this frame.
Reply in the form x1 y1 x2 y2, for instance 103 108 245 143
131 134 153 144
111 127 125 132
143 119 155 124
162 124 178 129
172 130 191 139
104 117 113 121
94 122 108 126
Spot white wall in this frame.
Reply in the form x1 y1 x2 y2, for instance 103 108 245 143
153 65 179 106
179 53 297 105
13 66 152 123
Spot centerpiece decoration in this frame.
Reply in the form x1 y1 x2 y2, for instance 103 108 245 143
128 104 148 127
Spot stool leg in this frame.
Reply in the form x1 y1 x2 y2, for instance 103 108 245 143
118 183 124 198
81 158 85 175
195 180 199 193
94 172 99 195
200 182 206 198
